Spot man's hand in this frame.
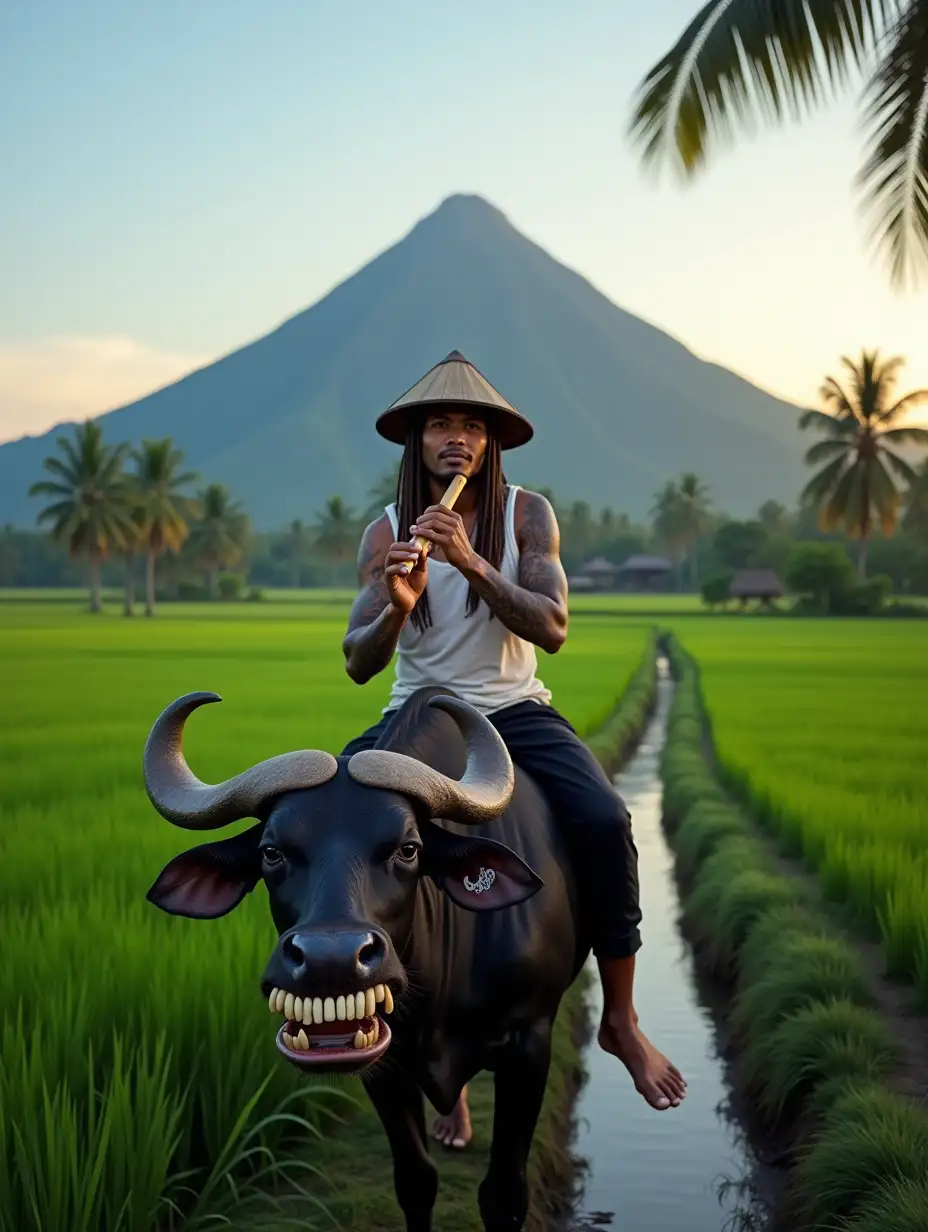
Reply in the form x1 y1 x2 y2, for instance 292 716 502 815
409 506 476 572
384 540 428 615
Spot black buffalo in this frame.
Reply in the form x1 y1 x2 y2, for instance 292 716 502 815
144 687 587 1232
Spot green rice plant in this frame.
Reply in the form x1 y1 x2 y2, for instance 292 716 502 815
834 1175 928 1232
672 800 753 879
586 628 658 772
789 1084 928 1229
738 998 899 1126
0 599 649 1228
663 618 928 989
730 933 874 1048
683 843 808 975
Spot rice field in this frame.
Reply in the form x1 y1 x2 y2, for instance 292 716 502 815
0 595 651 1232
668 618 928 995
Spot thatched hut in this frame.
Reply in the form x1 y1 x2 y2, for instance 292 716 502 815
615 554 673 592
730 568 786 606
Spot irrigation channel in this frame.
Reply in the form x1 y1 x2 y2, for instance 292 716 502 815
565 657 777 1232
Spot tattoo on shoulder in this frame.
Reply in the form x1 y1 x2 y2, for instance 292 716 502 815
519 492 559 554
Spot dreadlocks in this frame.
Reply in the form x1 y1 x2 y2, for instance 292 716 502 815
396 421 506 633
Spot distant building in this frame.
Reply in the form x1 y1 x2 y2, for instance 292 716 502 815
567 556 619 593
730 568 786 606
615 554 673 592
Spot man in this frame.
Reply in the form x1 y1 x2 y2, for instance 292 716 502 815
341 351 686 1149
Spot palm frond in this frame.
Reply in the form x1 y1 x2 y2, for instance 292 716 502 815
869 455 904 531
628 0 898 177
879 388 928 423
880 444 923 484
880 423 928 444
857 0 928 289
800 452 850 505
803 437 853 464
798 407 860 434
818 374 857 415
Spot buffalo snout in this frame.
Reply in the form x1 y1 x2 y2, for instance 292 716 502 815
273 924 393 993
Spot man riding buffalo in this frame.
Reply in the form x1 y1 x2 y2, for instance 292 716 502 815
141 351 685 1232
341 350 686 1147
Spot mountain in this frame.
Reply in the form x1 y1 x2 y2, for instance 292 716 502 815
0 194 810 529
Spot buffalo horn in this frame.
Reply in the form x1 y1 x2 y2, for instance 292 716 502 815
143 691 338 830
346 695 514 824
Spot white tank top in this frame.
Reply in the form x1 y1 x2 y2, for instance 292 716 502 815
384 485 552 716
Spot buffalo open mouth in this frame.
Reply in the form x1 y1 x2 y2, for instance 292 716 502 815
267 983 394 1070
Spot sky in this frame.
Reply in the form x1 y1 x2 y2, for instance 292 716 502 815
1 0 926 444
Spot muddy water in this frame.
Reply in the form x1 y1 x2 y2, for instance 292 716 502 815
567 659 770 1231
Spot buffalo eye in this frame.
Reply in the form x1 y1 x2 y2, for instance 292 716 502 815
396 841 421 865
261 846 284 867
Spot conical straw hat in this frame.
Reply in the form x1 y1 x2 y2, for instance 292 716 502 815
376 351 533 450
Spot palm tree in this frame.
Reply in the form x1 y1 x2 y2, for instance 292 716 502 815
650 480 689 588
363 463 402 522
287 518 308 588
187 484 249 597
28 420 136 612
677 472 713 587
131 439 199 616
630 1 928 289
799 349 928 575
313 496 358 564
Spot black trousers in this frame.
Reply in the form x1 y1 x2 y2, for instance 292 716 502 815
341 699 642 960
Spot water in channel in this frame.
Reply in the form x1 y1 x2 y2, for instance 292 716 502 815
566 658 770 1231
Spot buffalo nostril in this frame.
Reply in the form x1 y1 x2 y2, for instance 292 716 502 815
282 934 307 966
357 932 386 971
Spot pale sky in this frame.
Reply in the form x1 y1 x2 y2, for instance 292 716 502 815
1 0 926 444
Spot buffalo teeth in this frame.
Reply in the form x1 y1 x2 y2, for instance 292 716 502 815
297 1028 310 1051
353 1029 365 1049
269 984 395 1024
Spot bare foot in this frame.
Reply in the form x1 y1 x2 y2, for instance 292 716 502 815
598 1019 687 1111
432 1090 473 1149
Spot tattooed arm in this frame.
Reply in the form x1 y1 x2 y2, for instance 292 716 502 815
342 515 428 684
410 489 568 654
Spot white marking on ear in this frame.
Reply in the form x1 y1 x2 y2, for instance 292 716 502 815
463 867 496 894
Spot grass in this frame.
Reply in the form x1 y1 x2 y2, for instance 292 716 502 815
663 618 928 996
0 597 650 1231
660 635 928 1231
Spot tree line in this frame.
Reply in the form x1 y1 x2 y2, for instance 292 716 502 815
6 348 927 611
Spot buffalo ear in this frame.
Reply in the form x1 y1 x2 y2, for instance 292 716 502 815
146 822 265 919
421 820 544 912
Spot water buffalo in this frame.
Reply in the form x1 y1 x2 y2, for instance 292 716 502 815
144 686 587 1232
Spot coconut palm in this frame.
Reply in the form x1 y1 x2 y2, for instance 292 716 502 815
799 349 928 575
28 420 136 612
677 471 713 586
650 480 689 588
651 474 711 588
630 0 928 288
314 496 358 564
363 462 402 522
131 439 199 616
187 483 249 597
287 518 309 589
